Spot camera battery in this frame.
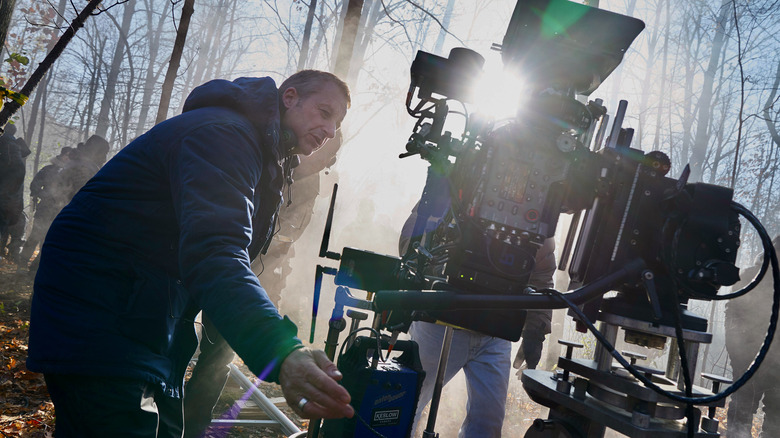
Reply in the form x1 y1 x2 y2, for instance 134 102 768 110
322 337 425 438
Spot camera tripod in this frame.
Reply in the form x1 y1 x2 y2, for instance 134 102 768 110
521 305 728 438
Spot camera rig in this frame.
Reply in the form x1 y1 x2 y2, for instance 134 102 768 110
306 1 780 437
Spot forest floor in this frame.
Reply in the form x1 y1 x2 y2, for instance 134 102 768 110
0 258 760 437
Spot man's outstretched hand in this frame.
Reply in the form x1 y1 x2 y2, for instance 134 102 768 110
279 347 354 419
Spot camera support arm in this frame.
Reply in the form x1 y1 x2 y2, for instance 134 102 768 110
373 258 646 312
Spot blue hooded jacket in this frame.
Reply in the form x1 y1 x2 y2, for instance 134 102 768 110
27 77 303 397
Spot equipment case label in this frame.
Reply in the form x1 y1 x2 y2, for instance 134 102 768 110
371 408 402 427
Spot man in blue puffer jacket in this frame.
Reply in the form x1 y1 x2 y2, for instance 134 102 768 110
27 70 354 437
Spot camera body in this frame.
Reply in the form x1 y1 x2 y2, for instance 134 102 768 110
395 0 741 340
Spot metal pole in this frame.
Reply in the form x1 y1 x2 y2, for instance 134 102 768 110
423 326 455 437
227 364 301 436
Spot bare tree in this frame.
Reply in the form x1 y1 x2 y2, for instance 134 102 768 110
432 0 455 55
0 0 16 57
689 0 731 182
298 0 318 70
156 0 195 124
135 0 173 137
95 0 134 137
333 0 364 80
27 0 68 174
0 0 105 130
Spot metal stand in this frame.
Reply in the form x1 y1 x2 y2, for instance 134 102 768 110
209 363 302 437
521 309 725 438
422 325 455 438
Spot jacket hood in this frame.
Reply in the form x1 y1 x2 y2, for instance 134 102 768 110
183 77 282 142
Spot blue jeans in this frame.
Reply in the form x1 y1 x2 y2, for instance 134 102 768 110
409 321 511 438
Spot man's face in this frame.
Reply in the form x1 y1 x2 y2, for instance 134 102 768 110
280 81 348 156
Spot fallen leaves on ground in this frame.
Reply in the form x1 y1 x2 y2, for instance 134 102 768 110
0 261 54 437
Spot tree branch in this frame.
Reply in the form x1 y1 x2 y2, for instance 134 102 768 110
0 0 104 131
403 0 465 46
729 0 746 189
94 0 131 15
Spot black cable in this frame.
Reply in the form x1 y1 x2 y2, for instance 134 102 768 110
354 411 389 438
709 203 771 300
337 327 385 364
663 201 774 437
669 298 695 437
668 202 769 301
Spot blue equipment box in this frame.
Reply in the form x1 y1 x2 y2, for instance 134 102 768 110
322 337 424 438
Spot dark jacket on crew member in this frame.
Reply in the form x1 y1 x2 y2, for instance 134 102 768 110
0 125 28 229
27 77 302 397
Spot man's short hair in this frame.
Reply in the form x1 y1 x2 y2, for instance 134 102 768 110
279 70 351 108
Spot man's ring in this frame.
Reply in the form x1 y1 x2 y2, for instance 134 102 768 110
297 397 309 411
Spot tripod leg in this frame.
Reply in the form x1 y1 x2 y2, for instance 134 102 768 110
423 325 454 438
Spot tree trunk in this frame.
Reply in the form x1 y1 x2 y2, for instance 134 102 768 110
82 40 106 139
333 0 364 80
308 2 337 68
95 0 135 138
156 0 195 124
23 76 44 146
31 75 49 173
33 76 49 173
761 58 780 172
135 0 170 136
22 0 67 148
0 0 16 57
297 0 318 70
689 0 731 182
680 10 704 170
189 0 226 89
756 58 780 219
329 1 348 72
119 57 135 146
652 0 670 152
636 0 665 151
211 0 238 79
432 0 455 55
346 0 382 86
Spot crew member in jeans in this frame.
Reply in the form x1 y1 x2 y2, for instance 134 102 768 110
400 200 555 438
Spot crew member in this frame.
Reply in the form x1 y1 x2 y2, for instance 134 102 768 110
400 201 555 438
19 146 74 270
27 70 354 436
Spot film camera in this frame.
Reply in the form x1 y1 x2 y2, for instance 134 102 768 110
309 1 780 437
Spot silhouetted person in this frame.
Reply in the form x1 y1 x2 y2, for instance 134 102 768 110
0 124 30 263
58 135 109 202
19 146 74 270
725 236 780 438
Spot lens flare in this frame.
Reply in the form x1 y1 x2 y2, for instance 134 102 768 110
473 63 529 121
